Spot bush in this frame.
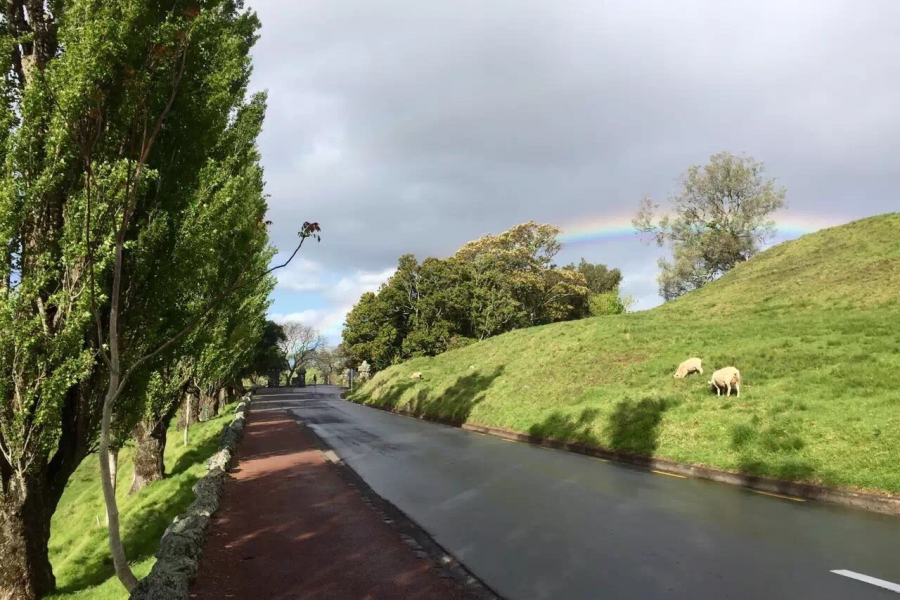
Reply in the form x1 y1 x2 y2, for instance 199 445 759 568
589 288 634 316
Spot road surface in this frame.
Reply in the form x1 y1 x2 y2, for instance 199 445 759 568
262 387 900 599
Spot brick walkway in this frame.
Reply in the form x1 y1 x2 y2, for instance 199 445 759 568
190 405 476 600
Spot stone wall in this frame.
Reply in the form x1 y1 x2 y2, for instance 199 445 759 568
129 394 251 600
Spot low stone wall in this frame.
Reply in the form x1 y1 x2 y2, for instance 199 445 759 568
130 394 251 600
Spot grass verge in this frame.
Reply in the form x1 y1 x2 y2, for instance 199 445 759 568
46 413 229 599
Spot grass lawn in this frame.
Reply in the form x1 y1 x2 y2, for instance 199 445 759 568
45 413 229 599
351 214 900 495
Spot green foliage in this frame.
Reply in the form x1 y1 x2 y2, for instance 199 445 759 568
568 259 622 294
634 152 786 301
0 1 276 594
248 320 288 380
352 215 900 494
342 222 603 372
588 288 632 316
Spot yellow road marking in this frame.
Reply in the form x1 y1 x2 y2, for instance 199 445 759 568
752 490 805 502
652 470 686 479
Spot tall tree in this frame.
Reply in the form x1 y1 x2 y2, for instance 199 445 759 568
342 222 594 371
247 320 287 385
342 292 403 371
0 1 317 596
278 322 325 384
633 151 786 301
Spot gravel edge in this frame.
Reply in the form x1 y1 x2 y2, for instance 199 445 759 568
129 393 251 600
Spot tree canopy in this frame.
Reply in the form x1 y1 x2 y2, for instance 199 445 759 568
0 2 301 597
633 152 786 301
342 222 623 372
278 322 326 383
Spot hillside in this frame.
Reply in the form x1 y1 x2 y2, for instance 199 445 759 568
350 213 900 495
46 415 229 600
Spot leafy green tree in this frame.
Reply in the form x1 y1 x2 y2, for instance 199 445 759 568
247 320 287 385
567 259 622 294
0 2 316 596
588 287 636 316
342 292 403 371
342 223 595 372
467 253 525 340
456 222 590 326
633 151 786 301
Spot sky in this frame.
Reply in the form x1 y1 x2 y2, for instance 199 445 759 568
245 0 900 344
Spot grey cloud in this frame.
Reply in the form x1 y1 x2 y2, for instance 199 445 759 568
247 0 900 296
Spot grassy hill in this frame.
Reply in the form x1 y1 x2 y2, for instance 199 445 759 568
351 213 900 495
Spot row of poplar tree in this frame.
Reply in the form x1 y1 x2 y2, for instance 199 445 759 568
0 3 309 598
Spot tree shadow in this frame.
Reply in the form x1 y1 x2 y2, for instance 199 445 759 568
527 397 670 456
729 420 819 483
608 398 670 455
407 366 505 423
359 366 505 425
528 408 602 447
56 437 221 593
170 426 223 476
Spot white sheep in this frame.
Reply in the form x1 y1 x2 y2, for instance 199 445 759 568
674 357 703 379
709 367 741 397
410 372 423 380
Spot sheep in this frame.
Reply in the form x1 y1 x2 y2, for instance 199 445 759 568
709 367 741 397
410 372 423 379
674 357 703 379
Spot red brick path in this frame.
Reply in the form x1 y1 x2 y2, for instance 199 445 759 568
190 408 475 600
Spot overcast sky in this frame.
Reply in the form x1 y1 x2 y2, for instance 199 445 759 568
245 0 900 342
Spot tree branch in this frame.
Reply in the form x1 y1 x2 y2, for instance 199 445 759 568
114 229 319 398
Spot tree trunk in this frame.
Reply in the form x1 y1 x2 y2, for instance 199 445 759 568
129 416 170 495
104 449 118 526
182 395 193 446
0 476 57 600
99 374 138 590
199 388 220 421
178 392 199 430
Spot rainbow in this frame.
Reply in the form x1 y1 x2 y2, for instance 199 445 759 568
557 211 853 247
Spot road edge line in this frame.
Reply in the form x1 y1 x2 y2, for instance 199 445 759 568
831 570 900 594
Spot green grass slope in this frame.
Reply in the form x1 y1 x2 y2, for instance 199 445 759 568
46 413 229 600
352 213 900 495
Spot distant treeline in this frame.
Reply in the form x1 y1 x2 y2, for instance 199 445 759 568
341 222 628 371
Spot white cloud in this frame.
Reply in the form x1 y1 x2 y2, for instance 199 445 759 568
324 267 396 303
271 267 397 344
274 257 327 292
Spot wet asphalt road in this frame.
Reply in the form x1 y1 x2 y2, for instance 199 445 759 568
263 388 900 600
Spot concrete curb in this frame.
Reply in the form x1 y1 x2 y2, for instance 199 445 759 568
129 394 252 600
344 395 900 516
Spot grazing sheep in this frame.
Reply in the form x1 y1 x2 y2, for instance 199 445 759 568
410 372 423 379
674 357 703 379
709 367 741 397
